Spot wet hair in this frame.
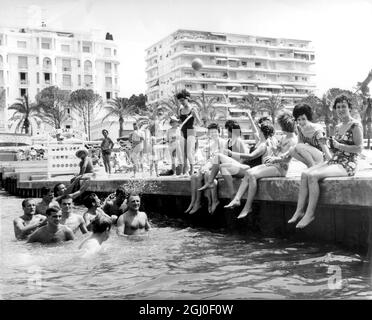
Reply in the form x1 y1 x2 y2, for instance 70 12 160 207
40 187 52 197
102 129 108 135
115 187 126 197
207 122 220 133
46 206 60 216
175 89 191 100
59 194 73 203
277 111 295 133
260 123 275 138
91 215 112 234
293 103 313 121
22 198 34 208
53 183 64 197
258 117 271 125
127 192 140 201
83 193 98 209
333 94 352 110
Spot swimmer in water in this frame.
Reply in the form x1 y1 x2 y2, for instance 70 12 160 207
116 193 151 236
59 195 88 235
79 215 111 256
14 199 47 240
102 187 127 220
83 193 114 230
27 206 74 244
36 187 60 215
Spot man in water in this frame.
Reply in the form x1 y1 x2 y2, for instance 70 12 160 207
27 206 74 244
102 187 128 220
79 214 111 256
36 187 59 215
116 193 150 236
14 199 47 240
59 195 88 234
53 179 89 203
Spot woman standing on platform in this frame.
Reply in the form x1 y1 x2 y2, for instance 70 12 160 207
101 129 114 174
291 104 331 167
288 95 363 228
176 90 201 176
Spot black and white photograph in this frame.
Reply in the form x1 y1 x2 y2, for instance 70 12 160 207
1 0 372 305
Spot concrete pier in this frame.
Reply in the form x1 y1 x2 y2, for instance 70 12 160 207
2 163 372 253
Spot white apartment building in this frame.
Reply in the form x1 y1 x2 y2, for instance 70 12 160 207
0 26 120 132
145 29 316 116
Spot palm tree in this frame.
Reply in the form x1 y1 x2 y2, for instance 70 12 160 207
258 94 285 125
191 91 218 126
158 94 181 117
236 93 261 119
102 97 136 137
8 95 41 134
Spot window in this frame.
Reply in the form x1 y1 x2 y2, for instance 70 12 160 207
36 72 39 84
82 41 91 53
201 84 208 90
106 92 112 99
18 56 28 68
0 34 3 46
44 73 51 84
43 57 51 68
17 41 27 48
77 60 81 68
295 76 299 81
62 74 72 86
84 75 93 85
114 49 117 56
65 125 71 129
185 84 192 89
104 48 111 56
78 75 81 86
61 44 70 52
104 62 111 73
41 38 51 49
105 77 112 87
36 57 39 65
84 60 92 73
114 64 118 73
0 54 3 65
19 72 27 84
255 62 261 67
115 78 118 85
62 59 71 71
20 88 27 96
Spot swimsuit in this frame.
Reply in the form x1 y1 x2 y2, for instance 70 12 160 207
179 111 195 139
297 125 325 151
328 122 360 176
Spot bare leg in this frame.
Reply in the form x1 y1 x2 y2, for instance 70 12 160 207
237 166 282 219
224 173 249 208
210 179 220 214
189 173 203 214
288 171 309 223
198 156 220 190
296 164 348 228
185 175 197 213
291 149 312 168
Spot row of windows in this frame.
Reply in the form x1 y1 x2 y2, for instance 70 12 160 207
17 88 117 100
14 40 117 56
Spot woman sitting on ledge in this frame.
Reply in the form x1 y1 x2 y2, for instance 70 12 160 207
288 94 363 229
291 103 332 167
225 111 297 219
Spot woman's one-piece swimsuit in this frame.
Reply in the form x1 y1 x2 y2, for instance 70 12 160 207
327 122 359 176
179 111 194 139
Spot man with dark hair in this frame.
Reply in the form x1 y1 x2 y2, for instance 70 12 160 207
116 193 150 236
14 199 47 240
36 187 59 215
53 179 89 202
102 187 128 218
60 195 88 234
28 206 74 244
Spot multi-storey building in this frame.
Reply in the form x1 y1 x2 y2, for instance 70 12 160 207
145 29 316 117
0 26 120 132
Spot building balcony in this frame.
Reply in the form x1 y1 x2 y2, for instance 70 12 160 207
145 64 158 72
62 67 71 72
19 80 29 86
104 69 112 74
17 65 28 70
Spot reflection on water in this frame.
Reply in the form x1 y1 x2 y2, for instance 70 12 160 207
1 191 372 299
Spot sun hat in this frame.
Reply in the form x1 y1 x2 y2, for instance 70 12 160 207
75 148 88 157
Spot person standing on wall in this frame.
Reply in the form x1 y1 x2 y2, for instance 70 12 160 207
176 89 201 176
101 129 114 174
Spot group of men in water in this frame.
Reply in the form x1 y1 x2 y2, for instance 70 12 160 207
13 183 151 252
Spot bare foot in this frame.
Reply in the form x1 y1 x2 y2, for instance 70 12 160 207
189 203 202 215
296 213 315 229
210 201 220 215
224 198 241 209
198 183 214 191
288 211 305 224
237 207 252 219
184 202 195 214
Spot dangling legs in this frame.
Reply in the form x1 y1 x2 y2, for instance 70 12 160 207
185 174 197 213
189 171 203 214
187 134 196 176
237 165 282 219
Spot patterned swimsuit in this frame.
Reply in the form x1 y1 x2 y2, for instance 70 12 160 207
327 122 360 176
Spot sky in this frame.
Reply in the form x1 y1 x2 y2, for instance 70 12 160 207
1 0 372 97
